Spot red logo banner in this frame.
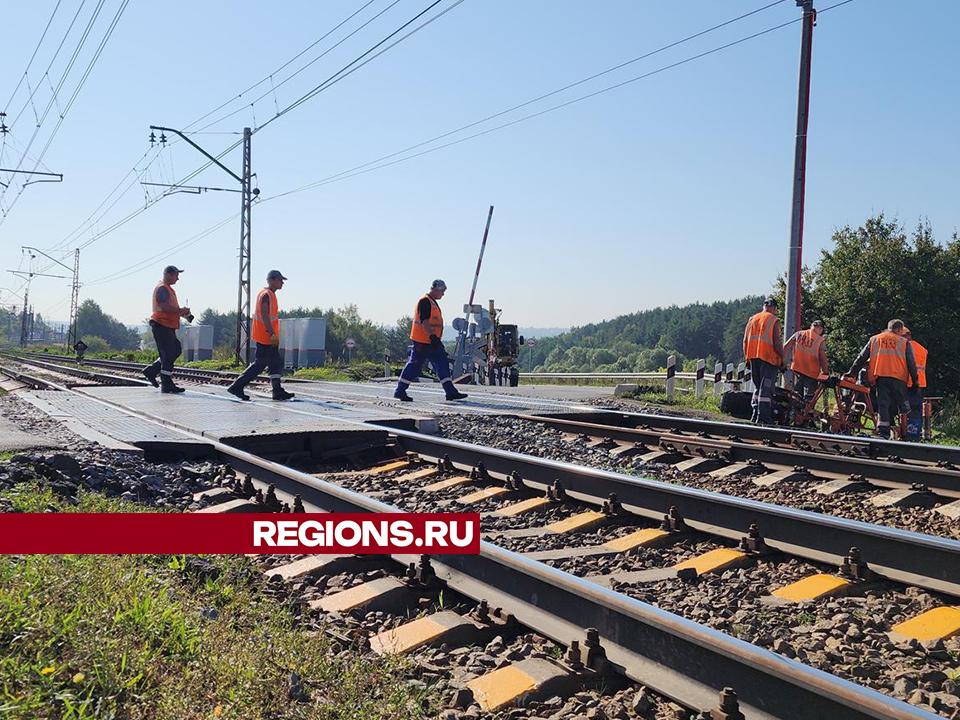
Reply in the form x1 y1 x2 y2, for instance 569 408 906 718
0 513 481 554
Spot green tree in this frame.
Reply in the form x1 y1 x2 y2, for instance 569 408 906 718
77 300 139 350
808 215 960 395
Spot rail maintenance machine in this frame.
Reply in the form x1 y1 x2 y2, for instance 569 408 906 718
449 299 523 387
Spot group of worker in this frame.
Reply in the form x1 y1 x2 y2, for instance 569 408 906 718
146 265 294 401
147 267 467 404
743 297 928 438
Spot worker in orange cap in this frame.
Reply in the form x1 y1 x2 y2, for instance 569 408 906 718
145 265 192 394
227 270 295 402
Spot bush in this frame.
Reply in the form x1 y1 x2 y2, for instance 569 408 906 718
933 398 960 445
81 336 111 354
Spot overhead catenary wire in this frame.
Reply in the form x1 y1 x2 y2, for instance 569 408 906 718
184 0 393 134
48 0 804 295
5 0 90 133
0 0 131 226
27 0 468 270
2 0 65 112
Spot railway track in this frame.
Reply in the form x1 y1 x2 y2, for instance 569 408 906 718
512 413 960 501
2 357 956 717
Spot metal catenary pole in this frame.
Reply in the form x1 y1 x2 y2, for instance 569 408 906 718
784 0 816 344
146 125 254 366
235 127 253 365
19 285 29 347
67 248 80 350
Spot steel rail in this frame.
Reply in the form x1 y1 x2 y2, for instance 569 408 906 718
12 350 959 468
4 356 148 387
515 413 960 497
13 371 936 720
387 431 960 598
546 407 960 466
0 362 62 390
8 351 960 597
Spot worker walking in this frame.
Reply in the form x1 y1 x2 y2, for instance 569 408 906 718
742 297 784 423
784 319 828 400
394 279 468 402
848 319 918 438
144 265 191 394
227 270 295 402
901 326 928 418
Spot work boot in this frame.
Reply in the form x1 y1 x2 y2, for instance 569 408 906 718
272 388 295 401
160 375 185 394
227 384 250 401
445 387 468 401
394 388 413 402
143 367 160 387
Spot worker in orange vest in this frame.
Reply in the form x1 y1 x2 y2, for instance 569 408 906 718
227 270 295 402
784 319 828 400
848 319 918 438
742 297 784 423
144 265 192 394
394 279 468 402
901 326 928 419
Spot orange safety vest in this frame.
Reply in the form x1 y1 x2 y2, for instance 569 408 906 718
744 311 781 365
410 294 443 344
790 328 825 379
867 331 908 383
251 288 279 344
908 340 928 389
150 281 180 329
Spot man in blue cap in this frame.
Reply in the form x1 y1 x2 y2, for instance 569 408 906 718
394 279 468 402
228 270 295 402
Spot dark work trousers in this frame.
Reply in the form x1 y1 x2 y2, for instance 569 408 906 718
794 373 819 402
397 341 453 389
233 342 284 392
908 386 924 420
875 376 910 438
749 358 779 424
147 321 181 377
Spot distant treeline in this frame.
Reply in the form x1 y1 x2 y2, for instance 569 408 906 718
523 214 960 400
523 296 762 373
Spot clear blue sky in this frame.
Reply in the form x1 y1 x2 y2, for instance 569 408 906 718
1 0 957 329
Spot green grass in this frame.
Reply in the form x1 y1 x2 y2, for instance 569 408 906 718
627 389 724 415
181 359 244 371
293 362 392 383
0 484 436 720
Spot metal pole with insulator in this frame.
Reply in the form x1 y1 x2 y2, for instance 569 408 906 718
784 0 816 344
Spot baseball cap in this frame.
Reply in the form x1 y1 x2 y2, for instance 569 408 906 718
163 265 184 274
431 279 447 290
762 297 777 306
267 270 287 281
812 319 824 326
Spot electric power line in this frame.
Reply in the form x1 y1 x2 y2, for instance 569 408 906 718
0 0 131 225
51 0 804 293
3 0 64 111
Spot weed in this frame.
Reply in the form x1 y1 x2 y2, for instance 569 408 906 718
0 485 436 720
794 612 817 625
